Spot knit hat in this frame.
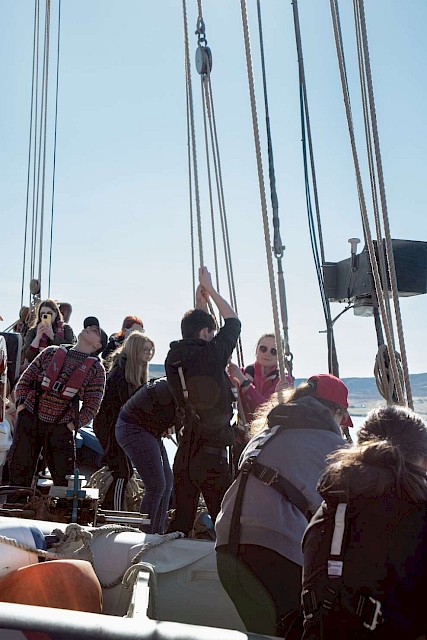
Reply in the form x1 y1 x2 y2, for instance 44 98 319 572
83 317 108 356
308 373 353 427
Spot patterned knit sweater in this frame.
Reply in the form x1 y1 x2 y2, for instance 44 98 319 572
15 346 106 427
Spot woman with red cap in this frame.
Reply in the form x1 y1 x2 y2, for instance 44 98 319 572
215 374 350 638
101 315 144 361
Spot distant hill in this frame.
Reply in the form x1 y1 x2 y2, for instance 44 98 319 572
150 364 427 417
297 373 427 417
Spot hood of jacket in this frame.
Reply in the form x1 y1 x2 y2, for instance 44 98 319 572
267 395 343 437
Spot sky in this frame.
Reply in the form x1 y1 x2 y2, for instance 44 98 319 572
1 0 427 380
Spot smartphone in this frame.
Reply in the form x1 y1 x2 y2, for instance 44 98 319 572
41 313 52 326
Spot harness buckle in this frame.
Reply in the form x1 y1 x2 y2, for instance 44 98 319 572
52 381 65 393
258 466 279 486
240 458 255 474
357 595 383 631
301 589 317 620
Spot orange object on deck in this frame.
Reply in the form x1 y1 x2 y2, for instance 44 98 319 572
0 559 102 613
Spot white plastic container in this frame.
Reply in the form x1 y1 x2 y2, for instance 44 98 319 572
0 523 45 577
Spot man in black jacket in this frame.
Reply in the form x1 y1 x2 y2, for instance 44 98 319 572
165 266 241 536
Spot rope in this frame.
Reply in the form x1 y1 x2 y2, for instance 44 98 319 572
200 75 220 292
291 0 339 376
354 0 413 408
182 1 244 365
374 344 404 406
85 466 145 512
30 0 41 287
47 0 61 297
204 76 244 366
182 0 204 268
0 523 183 593
51 523 184 589
329 0 405 405
239 0 286 380
21 0 39 308
37 0 51 286
256 0 293 378
186 79 197 308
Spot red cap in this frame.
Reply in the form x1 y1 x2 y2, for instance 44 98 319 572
308 374 353 428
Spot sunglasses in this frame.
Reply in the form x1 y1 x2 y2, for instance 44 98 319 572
258 345 277 356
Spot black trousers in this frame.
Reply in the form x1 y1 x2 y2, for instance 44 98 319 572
216 544 302 637
169 444 232 536
8 408 75 487
93 416 133 510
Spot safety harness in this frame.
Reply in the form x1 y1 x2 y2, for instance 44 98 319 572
301 493 384 636
228 423 311 556
41 346 97 399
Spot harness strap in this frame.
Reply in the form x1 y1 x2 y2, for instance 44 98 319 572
228 458 252 556
177 365 189 400
41 346 96 400
250 459 311 518
302 586 383 632
228 456 311 556
302 497 384 634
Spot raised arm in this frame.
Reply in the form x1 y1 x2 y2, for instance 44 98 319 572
198 266 238 320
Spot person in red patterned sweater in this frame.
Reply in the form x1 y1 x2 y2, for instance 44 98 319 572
9 317 107 488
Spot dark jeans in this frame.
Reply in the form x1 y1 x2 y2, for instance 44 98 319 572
216 544 302 637
9 408 75 487
169 444 232 536
116 417 173 534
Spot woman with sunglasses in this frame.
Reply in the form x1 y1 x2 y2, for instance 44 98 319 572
23 299 76 363
228 333 293 425
93 331 154 510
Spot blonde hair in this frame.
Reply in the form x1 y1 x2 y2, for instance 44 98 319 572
112 332 155 390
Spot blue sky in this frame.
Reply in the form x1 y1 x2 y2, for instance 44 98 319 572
1 1 426 380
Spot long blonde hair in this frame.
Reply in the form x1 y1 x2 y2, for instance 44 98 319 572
112 331 155 390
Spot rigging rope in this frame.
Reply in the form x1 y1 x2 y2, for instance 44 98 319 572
256 0 293 378
48 0 61 297
182 0 204 271
291 0 339 377
21 0 40 308
239 0 286 381
21 0 60 308
37 0 51 286
183 0 244 366
354 0 413 408
329 0 409 406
